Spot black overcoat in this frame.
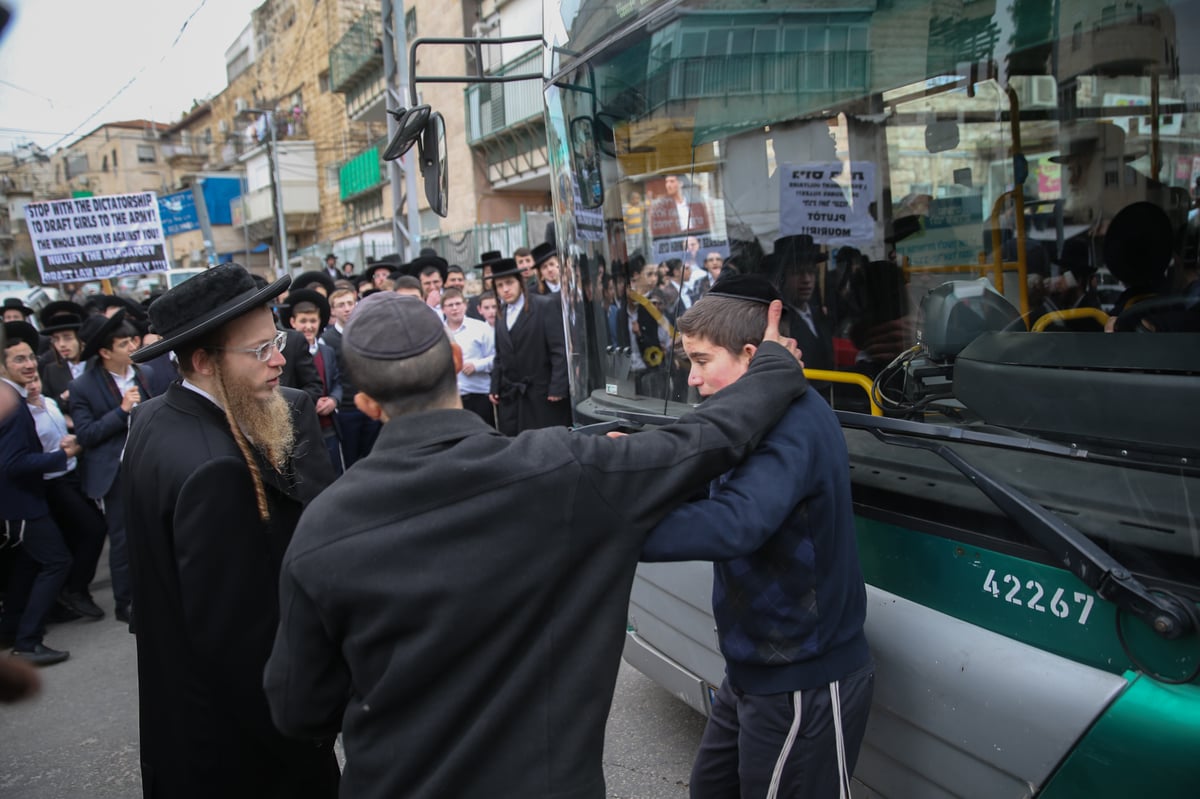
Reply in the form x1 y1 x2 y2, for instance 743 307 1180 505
121 383 338 799
490 292 572 434
264 342 808 799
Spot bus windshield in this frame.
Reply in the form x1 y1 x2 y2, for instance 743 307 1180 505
545 0 1200 595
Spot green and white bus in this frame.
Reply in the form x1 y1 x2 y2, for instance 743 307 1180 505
400 0 1200 795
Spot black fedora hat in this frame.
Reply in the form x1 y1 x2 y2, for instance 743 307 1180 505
2 297 34 317
133 263 290 364
488 258 522 280
409 252 448 281
39 300 86 333
774 234 827 267
474 250 503 272
532 241 558 268
278 288 331 332
3 320 39 353
291 270 336 296
80 309 128 362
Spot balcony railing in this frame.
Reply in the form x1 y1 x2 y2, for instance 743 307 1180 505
331 14 384 94
465 48 544 144
339 141 386 202
232 181 321 228
644 51 872 112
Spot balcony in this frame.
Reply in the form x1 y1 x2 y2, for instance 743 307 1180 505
331 13 386 123
233 140 320 240
339 142 386 203
465 48 548 190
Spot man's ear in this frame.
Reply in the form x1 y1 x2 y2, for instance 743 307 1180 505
450 341 463 374
742 343 758 361
191 348 216 377
355 391 387 422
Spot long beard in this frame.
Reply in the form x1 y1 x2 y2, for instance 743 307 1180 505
214 361 295 470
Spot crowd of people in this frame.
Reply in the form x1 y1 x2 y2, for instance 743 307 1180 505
0 237 876 799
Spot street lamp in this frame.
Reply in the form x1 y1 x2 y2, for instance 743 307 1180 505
239 107 289 276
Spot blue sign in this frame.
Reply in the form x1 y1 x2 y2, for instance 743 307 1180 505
159 190 199 237
201 177 242 226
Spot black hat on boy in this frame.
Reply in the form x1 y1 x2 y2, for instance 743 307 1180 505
3 320 39 353
487 258 522 281
39 300 86 333
278 288 331 333
531 241 558 268
79 309 129 361
2 297 34 318
365 258 401 281
291 270 337 296
774 235 827 269
132 263 290 363
474 250 503 272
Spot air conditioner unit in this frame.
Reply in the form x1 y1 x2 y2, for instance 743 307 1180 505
235 98 249 114
1030 76 1057 108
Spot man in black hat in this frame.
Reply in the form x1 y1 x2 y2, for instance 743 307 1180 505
121 263 338 799
488 257 572 434
323 252 340 280
37 300 88 418
531 241 562 294
775 234 835 373
68 309 155 623
3 297 35 324
0 320 77 666
263 291 806 799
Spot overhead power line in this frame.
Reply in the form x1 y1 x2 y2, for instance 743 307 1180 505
44 1 213 152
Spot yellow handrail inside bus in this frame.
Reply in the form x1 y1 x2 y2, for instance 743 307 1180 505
803 369 882 416
1031 307 1110 332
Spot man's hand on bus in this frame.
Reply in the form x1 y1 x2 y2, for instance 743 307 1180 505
761 299 803 366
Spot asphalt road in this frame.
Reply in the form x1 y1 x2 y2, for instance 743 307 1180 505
0 569 705 798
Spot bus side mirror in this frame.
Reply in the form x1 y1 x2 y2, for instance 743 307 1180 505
418 111 448 217
382 105 431 161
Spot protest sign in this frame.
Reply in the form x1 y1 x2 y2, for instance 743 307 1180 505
26 192 169 283
779 162 875 246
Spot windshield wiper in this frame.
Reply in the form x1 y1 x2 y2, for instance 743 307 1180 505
861 422 1194 641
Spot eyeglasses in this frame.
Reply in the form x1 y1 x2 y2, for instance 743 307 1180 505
215 330 287 362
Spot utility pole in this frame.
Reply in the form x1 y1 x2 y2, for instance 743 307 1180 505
382 0 422 259
242 107 290 276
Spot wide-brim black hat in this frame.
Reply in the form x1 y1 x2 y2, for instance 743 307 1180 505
80 309 127 362
278 288 331 332
489 258 522 280
3 320 39 353
774 234 827 266
2 297 33 317
133 264 290 363
291 270 336 296
39 300 86 333
474 250 503 272
532 241 558 268
408 253 448 281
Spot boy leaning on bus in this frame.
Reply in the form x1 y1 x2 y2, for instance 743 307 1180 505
641 274 874 799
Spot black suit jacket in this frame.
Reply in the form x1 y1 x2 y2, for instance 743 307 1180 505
68 362 155 499
490 293 571 434
121 384 337 799
39 358 79 418
792 303 835 373
0 382 68 521
279 328 324 404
